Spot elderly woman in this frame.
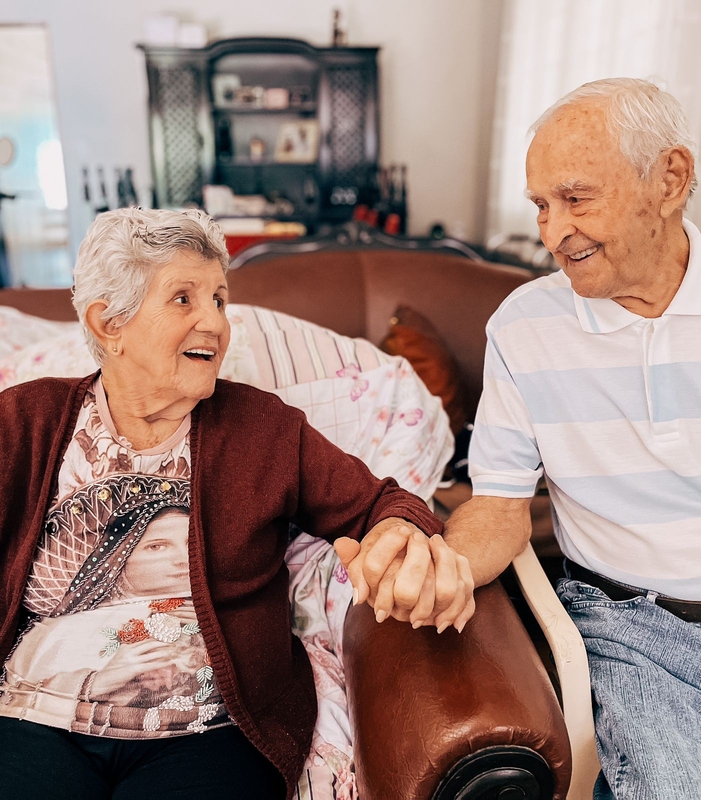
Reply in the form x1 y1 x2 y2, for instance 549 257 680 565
0 208 472 800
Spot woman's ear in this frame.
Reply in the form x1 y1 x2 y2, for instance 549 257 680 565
659 146 695 218
85 301 121 355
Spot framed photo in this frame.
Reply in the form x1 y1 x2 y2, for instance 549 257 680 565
212 73 241 108
274 120 319 164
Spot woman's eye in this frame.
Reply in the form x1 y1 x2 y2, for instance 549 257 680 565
215 296 224 309
175 295 188 305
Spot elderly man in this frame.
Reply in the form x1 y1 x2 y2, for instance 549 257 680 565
444 78 701 799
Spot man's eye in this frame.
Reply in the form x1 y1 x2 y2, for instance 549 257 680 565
215 296 224 309
175 295 188 305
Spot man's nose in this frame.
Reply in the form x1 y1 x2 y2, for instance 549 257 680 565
539 207 577 253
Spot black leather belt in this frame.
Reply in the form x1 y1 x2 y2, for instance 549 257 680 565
565 559 701 623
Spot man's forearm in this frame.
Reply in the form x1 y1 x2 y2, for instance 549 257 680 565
443 495 532 587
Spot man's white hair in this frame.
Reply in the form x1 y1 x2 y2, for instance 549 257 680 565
72 207 230 364
530 77 697 194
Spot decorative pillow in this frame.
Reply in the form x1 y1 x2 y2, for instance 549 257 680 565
0 325 96 391
0 306 75 359
234 304 392 391
380 304 468 434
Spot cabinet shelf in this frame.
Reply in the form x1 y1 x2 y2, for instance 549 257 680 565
218 157 317 167
213 103 318 115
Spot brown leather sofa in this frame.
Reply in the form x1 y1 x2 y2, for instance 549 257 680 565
0 248 571 799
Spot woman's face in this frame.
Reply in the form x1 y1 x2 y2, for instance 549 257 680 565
120 510 190 597
114 251 230 408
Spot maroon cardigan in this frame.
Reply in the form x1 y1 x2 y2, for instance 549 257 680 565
0 374 443 798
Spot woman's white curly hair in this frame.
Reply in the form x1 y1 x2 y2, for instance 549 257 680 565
72 207 230 364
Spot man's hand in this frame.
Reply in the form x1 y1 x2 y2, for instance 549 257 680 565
334 517 475 632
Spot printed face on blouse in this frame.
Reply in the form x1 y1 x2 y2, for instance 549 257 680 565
117 509 190 597
116 251 230 408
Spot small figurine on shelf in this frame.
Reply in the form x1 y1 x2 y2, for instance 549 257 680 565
249 137 266 163
332 8 347 47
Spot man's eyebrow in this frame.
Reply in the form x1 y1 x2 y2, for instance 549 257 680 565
524 181 598 201
553 180 597 195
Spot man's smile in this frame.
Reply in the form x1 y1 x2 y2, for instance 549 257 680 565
568 245 601 261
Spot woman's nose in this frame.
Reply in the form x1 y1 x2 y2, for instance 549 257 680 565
195 300 227 333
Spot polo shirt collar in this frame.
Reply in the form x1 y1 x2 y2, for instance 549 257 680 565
572 218 701 334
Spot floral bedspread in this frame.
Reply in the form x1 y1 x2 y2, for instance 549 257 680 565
0 303 453 798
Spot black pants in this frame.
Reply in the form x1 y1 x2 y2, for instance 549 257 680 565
0 717 286 799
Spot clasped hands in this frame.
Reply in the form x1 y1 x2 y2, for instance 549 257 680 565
334 517 474 633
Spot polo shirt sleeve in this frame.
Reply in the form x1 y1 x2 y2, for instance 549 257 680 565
468 325 543 498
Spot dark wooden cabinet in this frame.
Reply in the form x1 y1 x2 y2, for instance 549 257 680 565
138 37 379 229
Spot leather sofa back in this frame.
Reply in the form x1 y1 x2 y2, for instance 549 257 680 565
228 250 533 420
0 251 533 420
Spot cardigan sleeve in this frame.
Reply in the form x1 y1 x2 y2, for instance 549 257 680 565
291 416 444 543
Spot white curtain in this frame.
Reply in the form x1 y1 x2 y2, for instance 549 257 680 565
487 0 701 241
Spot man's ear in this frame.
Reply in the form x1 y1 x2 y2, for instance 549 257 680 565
659 146 695 218
85 301 121 354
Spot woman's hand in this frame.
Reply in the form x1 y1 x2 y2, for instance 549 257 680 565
334 518 475 632
89 638 195 698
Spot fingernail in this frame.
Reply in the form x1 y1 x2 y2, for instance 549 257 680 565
411 619 423 629
375 610 387 624
437 621 450 634
352 588 359 606
456 621 466 634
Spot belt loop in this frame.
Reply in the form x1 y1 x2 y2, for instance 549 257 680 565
646 590 659 605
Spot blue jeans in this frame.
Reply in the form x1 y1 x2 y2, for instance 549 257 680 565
557 579 701 800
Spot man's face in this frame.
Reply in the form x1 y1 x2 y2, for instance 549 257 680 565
526 101 667 300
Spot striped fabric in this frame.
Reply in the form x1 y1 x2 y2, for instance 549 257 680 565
469 219 701 599
233 305 391 391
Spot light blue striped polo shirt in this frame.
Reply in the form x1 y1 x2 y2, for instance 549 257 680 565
469 218 701 599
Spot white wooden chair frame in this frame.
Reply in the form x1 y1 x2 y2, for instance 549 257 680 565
512 544 601 800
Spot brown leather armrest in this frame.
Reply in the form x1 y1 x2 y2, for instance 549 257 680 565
343 580 571 800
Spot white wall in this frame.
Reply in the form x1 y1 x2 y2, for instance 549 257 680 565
1 0 503 256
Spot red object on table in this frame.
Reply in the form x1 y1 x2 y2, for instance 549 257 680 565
383 213 401 235
224 234 300 257
353 204 370 222
364 209 379 227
